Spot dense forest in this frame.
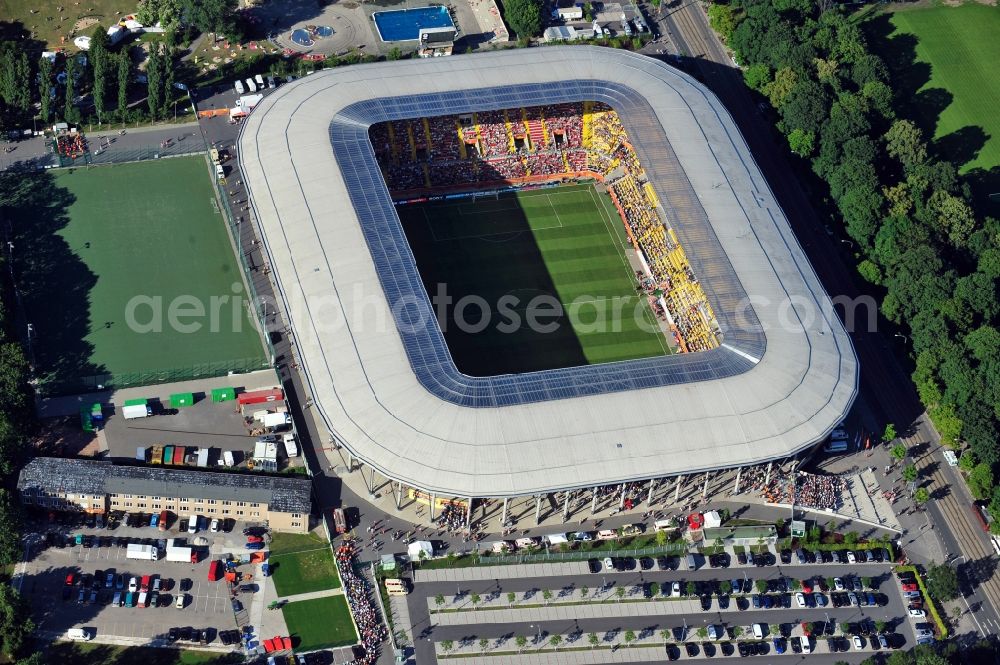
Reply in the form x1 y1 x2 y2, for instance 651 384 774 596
708 0 1000 515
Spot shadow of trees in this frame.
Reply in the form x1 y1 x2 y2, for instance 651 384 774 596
0 169 104 393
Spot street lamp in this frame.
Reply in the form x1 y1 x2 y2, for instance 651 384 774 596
840 239 854 249
894 333 909 343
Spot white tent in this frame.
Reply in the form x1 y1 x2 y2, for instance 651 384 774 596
703 510 722 529
544 533 568 545
407 540 434 560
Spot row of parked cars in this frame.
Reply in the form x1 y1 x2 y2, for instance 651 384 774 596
63 571 192 609
897 570 935 645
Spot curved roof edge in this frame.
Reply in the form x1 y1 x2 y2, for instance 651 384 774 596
238 47 858 498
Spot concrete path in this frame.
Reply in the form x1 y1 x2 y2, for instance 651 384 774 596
278 586 344 603
416 562 589 583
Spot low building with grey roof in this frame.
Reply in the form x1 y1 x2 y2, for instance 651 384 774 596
17 457 312 533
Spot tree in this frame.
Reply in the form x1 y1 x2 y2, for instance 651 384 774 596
479 638 489 652
503 0 542 38
579 586 588 598
515 635 527 652
885 120 928 172
64 55 80 124
840 623 850 634
685 581 697 596
90 26 111 121
541 589 552 605
146 44 163 120
655 529 669 546
755 579 768 593
926 562 959 601
696 627 708 639
471 592 481 606
615 585 626 602
588 632 599 649
891 443 907 462
38 56 54 124
903 465 918 483
441 639 453 653
160 47 176 119
0 44 31 116
914 487 930 505
623 630 635 646
660 629 670 644
434 594 445 607
862 577 873 589
967 463 994 500
707 4 737 43
117 51 131 117
180 0 237 35
550 634 563 649
764 67 797 108
874 620 886 634
0 585 33 659
731 626 743 638
787 128 815 157
790 579 802 591
882 424 897 442
720 580 732 595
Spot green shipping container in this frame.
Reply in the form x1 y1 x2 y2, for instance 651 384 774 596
123 398 148 407
211 387 236 403
170 392 194 408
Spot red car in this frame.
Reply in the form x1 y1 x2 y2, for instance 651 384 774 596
65 573 76 586
901 583 918 593
801 580 813 594
140 575 151 592
246 535 263 543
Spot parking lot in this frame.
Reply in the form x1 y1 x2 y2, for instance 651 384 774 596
19 512 265 650
400 545 925 663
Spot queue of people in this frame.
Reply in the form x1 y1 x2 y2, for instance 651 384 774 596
336 542 388 665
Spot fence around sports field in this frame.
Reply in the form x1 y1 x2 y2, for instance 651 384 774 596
53 137 206 167
46 357 271 394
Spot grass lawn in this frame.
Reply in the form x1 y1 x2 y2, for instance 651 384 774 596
0 0 124 49
281 594 358 651
876 3 1000 173
270 546 341 597
398 184 669 376
9 157 268 392
41 642 242 665
268 531 329 556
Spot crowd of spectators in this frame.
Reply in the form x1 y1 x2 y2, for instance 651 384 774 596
336 542 388 665
760 471 844 511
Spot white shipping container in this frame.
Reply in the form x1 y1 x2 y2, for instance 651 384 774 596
122 404 151 419
126 543 158 560
283 433 299 457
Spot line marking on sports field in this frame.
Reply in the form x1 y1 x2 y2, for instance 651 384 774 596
545 194 565 228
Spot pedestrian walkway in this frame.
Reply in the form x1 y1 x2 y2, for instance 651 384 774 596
390 594 414 647
278 587 345 603
416 562 589 583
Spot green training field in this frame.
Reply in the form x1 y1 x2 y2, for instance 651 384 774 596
398 184 670 376
281 594 358 651
10 156 268 391
882 4 1000 173
270 545 342 597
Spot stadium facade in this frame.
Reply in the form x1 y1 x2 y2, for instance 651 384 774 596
238 47 858 507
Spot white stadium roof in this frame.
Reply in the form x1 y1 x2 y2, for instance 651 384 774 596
238 47 857 499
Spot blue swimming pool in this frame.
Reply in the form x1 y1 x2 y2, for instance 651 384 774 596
372 6 454 42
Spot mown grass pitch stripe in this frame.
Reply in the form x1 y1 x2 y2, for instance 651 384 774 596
398 183 668 372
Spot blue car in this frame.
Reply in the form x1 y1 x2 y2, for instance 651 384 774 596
773 638 785 654
762 595 774 609
245 541 263 551
150 513 159 528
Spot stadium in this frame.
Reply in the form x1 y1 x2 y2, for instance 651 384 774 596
238 47 858 507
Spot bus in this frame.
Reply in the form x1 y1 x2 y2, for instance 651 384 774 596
384 578 409 596
332 508 347 535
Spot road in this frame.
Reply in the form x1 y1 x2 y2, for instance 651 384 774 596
648 0 1000 637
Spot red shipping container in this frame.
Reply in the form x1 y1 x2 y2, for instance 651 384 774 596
262 639 274 653
281 637 292 650
208 560 222 582
172 447 185 465
237 389 283 406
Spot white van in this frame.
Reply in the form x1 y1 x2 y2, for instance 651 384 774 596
188 514 198 534
245 78 257 93
234 79 245 95
254 74 265 88
67 628 93 640
215 163 225 180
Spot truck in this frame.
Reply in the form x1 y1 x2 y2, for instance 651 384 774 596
196 447 210 467
150 445 164 465
332 508 347 534
282 433 299 457
262 412 291 430
207 559 222 582
122 399 152 419
221 450 235 467
126 543 158 561
165 539 197 563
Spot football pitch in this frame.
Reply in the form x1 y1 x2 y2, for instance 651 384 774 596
10 156 268 392
881 4 1000 173
398 184 670 376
